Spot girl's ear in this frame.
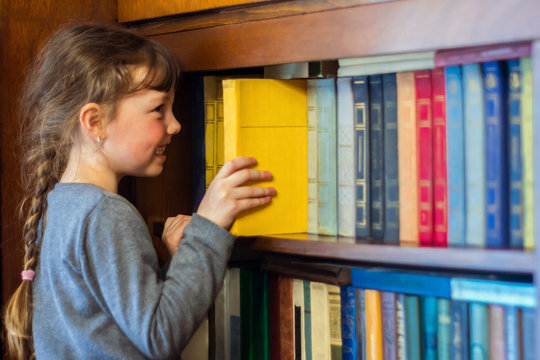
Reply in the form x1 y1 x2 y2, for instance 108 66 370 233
79 103 106 141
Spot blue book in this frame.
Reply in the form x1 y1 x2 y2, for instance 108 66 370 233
381 292 397 360
369 75 385 239
355 288 366 360
444 66 466 247
191 76 206 211
507 59 524 249
462 64 486 248
450 278 536 308
521 307 536 360
341 286 357 360
351 268 451 298
316 78 338 235
449 300 469 360
469 303 489 360
352 76 371 238
505 306 521 360
437 298 451 360
396 294 408 360
421 296 438 360
382 73 399 244
405 295 421 360
483 61 509 249
304 280 312 360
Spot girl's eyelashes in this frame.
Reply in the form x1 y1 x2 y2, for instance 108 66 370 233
153 104 165 114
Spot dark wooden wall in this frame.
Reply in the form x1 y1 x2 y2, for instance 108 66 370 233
0 1 117 357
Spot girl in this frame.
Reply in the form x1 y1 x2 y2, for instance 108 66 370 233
3 21 275 359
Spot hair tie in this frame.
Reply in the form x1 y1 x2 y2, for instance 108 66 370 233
21 270 35 281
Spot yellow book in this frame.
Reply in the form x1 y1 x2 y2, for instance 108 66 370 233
223 79 308 236
365 289 383 360
397 72 419 245
521 58 534 251
204 76 225 190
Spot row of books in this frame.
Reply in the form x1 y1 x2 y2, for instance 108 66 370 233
212 268 536 360
192 41 534 250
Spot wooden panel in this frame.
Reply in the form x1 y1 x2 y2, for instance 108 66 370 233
152 0 540 71
118 0 270 22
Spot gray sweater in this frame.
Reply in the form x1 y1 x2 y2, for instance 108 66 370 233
33 183 235 359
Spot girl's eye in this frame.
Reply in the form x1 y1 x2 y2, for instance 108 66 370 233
154 105 164 114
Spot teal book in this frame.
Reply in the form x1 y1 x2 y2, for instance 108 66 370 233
505 306 520 360
405 295 421 360
450 300 469 360
396 294 408 360
369 75 385 239
381 292 397 360
444 66 466 247
469 303 489 360
462 64 486 247
304 280 313 360
437 298 451 360
421 296 438 360
352 76 371 238
450 278 536 308
316 78 338 235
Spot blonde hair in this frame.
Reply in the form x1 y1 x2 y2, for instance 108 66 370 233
3 20 179 359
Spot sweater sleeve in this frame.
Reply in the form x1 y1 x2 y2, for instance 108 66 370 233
80 196 235 359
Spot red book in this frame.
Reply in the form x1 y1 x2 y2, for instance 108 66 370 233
414 70 433 246
434 41 531 67
270 275 294 360
431 68 448 247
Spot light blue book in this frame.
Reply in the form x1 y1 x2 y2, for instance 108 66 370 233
369 75 385 239
445 66 466 247
521 307 536 360
396 294 408 360
405 295 421 360
469 303 489 360
505 306 520 360
355 288 367 360
462 64 486 247
316 78 338 235
450 300 469 360
437 298 451 360
337 77 356 239
450 278 536 308
421 296 438 360
381 292 397 360
307 79 319 234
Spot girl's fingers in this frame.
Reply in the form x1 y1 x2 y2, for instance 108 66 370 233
229 185 276 200
214 157 257 179
224 168 273 187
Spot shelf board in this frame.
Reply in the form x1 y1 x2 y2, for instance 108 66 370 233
234 235 535 275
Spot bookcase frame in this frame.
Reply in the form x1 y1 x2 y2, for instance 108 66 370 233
129 0 540 351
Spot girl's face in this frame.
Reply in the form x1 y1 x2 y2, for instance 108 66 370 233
102 86 180 179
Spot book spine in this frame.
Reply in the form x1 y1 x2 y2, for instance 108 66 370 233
396 72 419 245
355 288 367 360
293 279 306 360
421 296 438 360
414 70 434 246
365 289 383 360
382 73 399 245
337 77 356 239
304 280 313 360
369 75 385 239
508 59 524 249
437 298 451 360
279 276 294 360
431 68 448 247
229 268 241 360
462 64 486 247
253 272 270 359
317 78 339 236
311 282 331 359
489 305 506 360
444 66 466 247
269 275 281 360
520 58 534 250
240 269 254 359
434 41 531 67
352 76 371 238
450 278 536 307
307 79 319 234
450 300 469 360
328 285 343 359
381 291 397 360
504 306 520 360
483 61 509 249
470 303 490 360
521 307 536 360
395 294 408 360
405 295 421 360
341 286 357 360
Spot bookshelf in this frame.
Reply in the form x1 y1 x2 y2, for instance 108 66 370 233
126 0 540 354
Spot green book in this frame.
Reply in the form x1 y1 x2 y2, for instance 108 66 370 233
469 303 489 360
437 299 451 360
405 295 421 360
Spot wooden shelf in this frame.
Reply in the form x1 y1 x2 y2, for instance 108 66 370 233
234 236 536 275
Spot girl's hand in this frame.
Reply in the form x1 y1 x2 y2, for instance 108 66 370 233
162 214 192 255
197 157 276 230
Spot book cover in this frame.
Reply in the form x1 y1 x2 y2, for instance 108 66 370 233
396 72 419 245
504 306 521 360
369 75 385 239
382 73 399 245
508 59 524 249
483 61 509 249
311 281 331 359
462 64 486 248
304 280 313 360
414 70 434 246
521 307 535 360
328 285 343 359
223 79 308 236
307 79 319 234
469 303 490 360
444 66 466 247
365 289 383 360
293 279 307 360
340 286 357 360
437 298 451 360
316 78 339 236
352 76 371 238
431 68 448 247
405 295 421 360
489 305 506 360
337 77 356 239
434 41 531 67
421 296 438 360
450 300 469 360
395 294 408 360
381 291 397 360
520 58 534 251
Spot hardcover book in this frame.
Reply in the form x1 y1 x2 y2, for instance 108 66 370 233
437 298 451 360
381 291 397 360
369 75 385 239
365 289 383 360
421 296 438 360
307 79 319 234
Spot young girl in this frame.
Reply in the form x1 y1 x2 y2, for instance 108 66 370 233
3 21 275 359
